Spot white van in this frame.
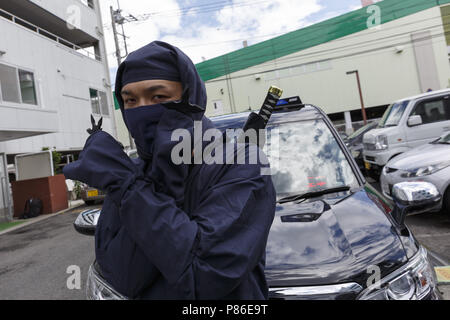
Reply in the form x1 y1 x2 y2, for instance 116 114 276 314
363 89 450 177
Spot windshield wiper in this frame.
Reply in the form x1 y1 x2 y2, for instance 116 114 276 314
277 186 351 204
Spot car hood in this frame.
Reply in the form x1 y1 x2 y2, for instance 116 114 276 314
387 143 450 170
265 188 407 288
363 127 400 144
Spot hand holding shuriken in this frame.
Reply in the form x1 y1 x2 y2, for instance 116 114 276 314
87 115 103 135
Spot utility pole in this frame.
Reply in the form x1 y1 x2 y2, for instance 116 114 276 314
110 6 122 67
346 70 368 125
110 4 135 149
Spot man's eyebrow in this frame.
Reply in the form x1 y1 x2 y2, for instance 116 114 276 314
145 85 168 94
121 85 168 96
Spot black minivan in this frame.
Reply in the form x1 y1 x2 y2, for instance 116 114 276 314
76 102 442 300
210 102 442 300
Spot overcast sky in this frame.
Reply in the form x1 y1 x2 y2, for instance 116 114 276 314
98 0 365 83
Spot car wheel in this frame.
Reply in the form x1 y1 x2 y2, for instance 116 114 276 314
84 200 96 206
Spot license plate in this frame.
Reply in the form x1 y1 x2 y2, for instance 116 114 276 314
87 190 99 197
364 161 371 170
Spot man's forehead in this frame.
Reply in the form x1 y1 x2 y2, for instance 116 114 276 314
121 79 182 94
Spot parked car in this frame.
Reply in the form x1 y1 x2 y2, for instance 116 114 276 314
344 121 378 172
81 149 138 206
75 102 442 300
380 132 450 213
363 89 450 179
80 184 106 206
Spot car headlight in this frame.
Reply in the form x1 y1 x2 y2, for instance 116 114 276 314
86 264 128 300
351 149 361 158
400 161 450 178
374 135 388 150
358 247 436 300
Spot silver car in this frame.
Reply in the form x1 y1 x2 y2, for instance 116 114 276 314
380 132 450 213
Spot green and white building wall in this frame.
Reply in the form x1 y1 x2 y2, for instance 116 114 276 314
196 0 450 129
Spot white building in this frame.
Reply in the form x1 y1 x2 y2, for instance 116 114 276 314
197 0 450 130
0 0 116 221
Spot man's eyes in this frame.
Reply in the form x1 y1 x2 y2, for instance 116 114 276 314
123 94 171 106
153 95 170 102
124 98 136 104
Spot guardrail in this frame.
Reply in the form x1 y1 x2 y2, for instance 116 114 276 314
0 7 101 61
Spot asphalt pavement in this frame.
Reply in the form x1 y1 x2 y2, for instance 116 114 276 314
0 205 98 300
0 187 449 300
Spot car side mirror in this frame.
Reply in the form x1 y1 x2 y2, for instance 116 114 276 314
74 208 101 236
408 115 423 126
391 181 441 228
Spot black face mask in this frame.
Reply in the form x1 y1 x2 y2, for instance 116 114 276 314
124 104 166 161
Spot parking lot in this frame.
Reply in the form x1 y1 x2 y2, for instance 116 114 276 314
368 178 450 298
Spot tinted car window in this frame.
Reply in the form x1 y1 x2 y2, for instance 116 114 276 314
264 119 359 196
411 97 450 124
346 121 377 142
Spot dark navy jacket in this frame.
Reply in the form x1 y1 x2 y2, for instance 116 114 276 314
94 116 276 299
81 41 276 299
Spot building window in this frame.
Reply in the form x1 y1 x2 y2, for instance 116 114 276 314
18 70 38 105
0 63 38 105
411 98 450 124
79 0 94 9
0 64 21 103
90 89 110 116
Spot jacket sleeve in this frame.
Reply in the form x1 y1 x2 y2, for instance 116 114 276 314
118 145 276 299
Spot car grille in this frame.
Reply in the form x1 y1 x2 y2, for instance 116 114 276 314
365 156 376 162
364 143 376 151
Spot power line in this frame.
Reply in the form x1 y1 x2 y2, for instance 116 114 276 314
197 4 450 73
205 27 450 83
215 0 442 63
182 12 445 49
135 0 273 20
103 0 449 69
218 21 446 69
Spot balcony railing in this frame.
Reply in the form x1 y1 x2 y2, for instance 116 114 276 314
0 7 101 61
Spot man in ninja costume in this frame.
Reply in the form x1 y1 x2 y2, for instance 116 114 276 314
63 41 276 299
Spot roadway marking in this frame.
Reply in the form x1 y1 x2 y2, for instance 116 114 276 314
434 266 450 283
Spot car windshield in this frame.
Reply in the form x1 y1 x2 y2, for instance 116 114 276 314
379 100 410 127
434 132 450 144
346 121 376 141
264 119 359 196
